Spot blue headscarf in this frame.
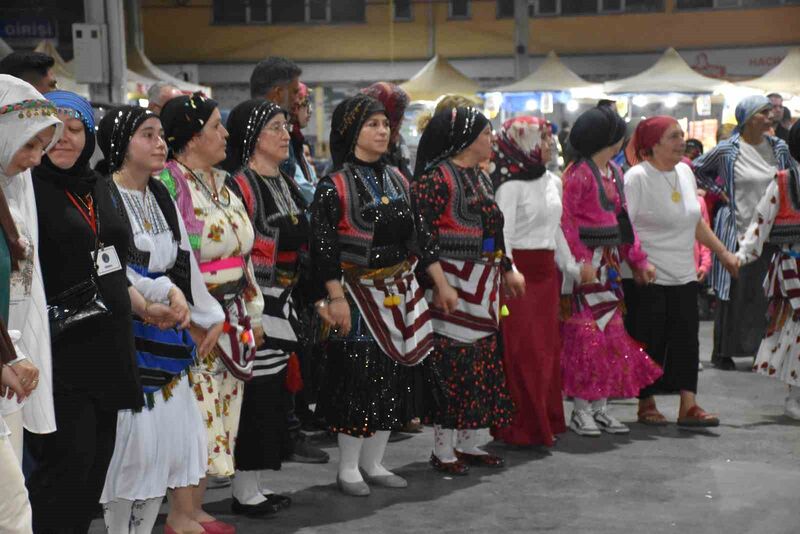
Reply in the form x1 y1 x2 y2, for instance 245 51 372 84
41 90 96 179
34 90 98 193
734 95 770 134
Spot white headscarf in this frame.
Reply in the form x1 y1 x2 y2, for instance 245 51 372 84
0 74 63 434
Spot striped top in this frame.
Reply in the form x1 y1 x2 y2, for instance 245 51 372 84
693 132 792 300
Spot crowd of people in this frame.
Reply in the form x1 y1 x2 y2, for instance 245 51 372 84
0 51 799 534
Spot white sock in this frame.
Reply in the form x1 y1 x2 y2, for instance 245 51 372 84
131 498 162 534
232 470 266 505
574 398 591 412
337 433 365 483
359 430 393 477
433 425 456 463
591 398 607 413
455 429 488 456
103 499 134 534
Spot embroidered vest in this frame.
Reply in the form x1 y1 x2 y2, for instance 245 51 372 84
433 161 485 260
577 160 631 247
331 163 410 267
109 179 193 305
769 169 800 244
228 168 308 288
158 161 205 261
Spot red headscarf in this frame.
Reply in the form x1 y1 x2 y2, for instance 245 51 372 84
625 115 679 165
360 82 410 145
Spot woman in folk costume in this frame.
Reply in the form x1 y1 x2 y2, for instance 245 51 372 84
158 93 264 532
0 74 61 534
693 95 793 370
222 99 305 515
360 82 413 179
0 75 61 461
95 105 228 534
489 116 595 447
735 120 800 420
412 106 523 474
559 105 662 437
311 94 450 496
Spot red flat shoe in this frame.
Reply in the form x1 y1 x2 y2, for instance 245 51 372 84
200 520 236 534
677 405 719 428
455 450 505 468
429 453 469 476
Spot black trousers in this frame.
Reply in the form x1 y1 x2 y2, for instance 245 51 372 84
624 281 700 397
26 388 118 534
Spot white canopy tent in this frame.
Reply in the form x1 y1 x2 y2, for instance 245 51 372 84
491 51 602 97
740 47 800 96
127 46 211 96
399 55 479 102
604 47 730 95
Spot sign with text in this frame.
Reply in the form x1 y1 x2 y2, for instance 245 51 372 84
0 18 57 40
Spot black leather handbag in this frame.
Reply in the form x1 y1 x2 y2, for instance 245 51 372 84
47 237 110 340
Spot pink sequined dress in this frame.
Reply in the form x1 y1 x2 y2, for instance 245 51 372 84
559 160 662 401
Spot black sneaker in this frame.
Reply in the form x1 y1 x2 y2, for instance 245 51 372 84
287 433 329 463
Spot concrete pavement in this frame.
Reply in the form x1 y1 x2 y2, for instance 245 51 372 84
91 322 800 533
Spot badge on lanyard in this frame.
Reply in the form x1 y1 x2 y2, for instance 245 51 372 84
92 245 123 276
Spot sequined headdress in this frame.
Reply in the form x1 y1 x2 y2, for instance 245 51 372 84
413 106 489 179
222 98 286 174
97 105 158 174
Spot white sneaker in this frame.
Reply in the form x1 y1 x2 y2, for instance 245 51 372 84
569 409 601 437
784 397 800 420
593 408 631 434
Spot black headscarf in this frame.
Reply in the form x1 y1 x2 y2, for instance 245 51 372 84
35 90 98 195
160 92 218 155
789 119 800 164
413 106 489 179
96 105 158 175
569 105 627 160
329 94 386 172
222 98 286 174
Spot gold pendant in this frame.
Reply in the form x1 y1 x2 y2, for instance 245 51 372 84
671 191 682 203
290 214 298 225
143 220 153 232
381 196 390 205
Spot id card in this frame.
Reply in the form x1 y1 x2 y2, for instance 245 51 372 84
92 245 123 276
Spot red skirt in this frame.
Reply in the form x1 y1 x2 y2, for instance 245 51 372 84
491 249 565 446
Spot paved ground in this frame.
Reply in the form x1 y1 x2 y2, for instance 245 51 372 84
91 322 800 533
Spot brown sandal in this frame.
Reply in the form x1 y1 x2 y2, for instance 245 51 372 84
637 407 669 426
677 405 719 428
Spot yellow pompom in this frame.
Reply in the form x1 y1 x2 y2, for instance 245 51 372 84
500 304 510 317
494 250 503 259
383 295 394 307
392 294 402 306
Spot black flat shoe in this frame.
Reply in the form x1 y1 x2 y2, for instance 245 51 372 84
455 450 505 468
712 357 736 371
231 497 279 516
264 493 292 510
429 453 469 476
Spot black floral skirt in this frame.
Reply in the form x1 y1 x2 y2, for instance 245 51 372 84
316 307 440 438
425 333 514 430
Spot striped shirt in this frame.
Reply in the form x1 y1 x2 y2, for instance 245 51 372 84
693 132 793 300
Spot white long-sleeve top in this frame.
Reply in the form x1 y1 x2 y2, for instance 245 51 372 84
735 179 795 264
118 185 225 329
494 171 581 281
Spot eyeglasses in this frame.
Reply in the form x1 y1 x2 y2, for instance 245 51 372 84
263 122 291 134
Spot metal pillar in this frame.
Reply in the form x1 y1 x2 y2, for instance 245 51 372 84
513 0 530 79
83 0 127 103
